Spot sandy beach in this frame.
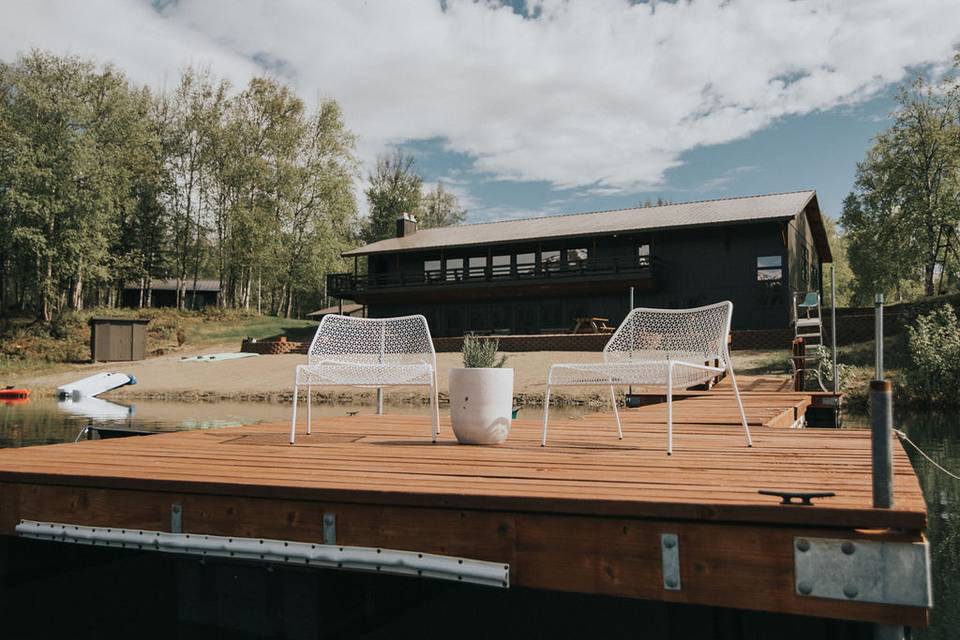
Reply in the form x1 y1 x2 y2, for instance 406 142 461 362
17 345 785 406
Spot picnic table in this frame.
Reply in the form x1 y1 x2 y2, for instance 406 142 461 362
572 317 615 334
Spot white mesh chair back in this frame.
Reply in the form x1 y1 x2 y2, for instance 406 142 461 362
308 314 436 369
542 301 750 454
603 302 732 368
291 314 440 444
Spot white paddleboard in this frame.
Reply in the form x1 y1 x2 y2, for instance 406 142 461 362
57 372 136 399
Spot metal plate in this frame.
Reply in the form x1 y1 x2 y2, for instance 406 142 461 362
794 536 930 607
17 520 509 589
661 533 681 591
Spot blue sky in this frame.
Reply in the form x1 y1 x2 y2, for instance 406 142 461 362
2 1 957 225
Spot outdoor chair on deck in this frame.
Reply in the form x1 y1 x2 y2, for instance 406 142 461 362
541 301 751 454
289 314 440 444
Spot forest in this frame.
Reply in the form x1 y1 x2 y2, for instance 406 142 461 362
0 51 464 321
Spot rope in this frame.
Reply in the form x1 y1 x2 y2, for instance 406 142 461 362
894 428 960 481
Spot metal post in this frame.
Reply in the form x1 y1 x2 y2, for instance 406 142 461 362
874 293 884 380
376 388 383 415
629 286 634 311
870 379 894 509
831 266 838 394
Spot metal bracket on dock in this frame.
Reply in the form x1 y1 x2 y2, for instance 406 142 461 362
794 537 931 607
661 533 681 591
171 503 182 534
15 520 510 589
323 512 335 545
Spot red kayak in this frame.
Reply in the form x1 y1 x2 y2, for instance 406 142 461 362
0 387 30 399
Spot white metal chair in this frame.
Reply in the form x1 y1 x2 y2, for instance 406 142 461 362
289 314 440 444
541 301 751 454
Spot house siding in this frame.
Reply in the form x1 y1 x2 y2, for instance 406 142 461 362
365 220 799 336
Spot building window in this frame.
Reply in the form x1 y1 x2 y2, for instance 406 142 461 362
541 250 561 273
424 259 442 282
637 243 651 266
516 253 536 275
446 258 463 281
491 254 511 277
756 255 784 306
468 256 487 279
567 248 588 269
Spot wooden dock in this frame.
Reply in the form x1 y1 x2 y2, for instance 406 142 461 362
0 395 928 628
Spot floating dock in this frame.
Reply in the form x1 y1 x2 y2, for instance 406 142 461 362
0 392 928 629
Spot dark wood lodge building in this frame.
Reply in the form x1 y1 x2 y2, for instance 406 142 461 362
329 191 832 337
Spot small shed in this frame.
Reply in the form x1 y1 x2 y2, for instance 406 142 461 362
90 317 150 362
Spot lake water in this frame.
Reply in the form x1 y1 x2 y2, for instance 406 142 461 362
0 399 956 637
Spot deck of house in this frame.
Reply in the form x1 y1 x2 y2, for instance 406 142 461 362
0 391 928 628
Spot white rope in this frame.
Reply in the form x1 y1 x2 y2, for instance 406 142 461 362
894 428 960 481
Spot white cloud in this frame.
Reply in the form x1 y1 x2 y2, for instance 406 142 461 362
2 0 958 195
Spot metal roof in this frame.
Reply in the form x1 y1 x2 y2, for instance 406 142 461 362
141 278 222 292
345 190 829 260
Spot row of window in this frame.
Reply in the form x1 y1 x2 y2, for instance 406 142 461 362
424 245 650 280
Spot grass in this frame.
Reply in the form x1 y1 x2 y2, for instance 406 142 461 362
0 308 317 381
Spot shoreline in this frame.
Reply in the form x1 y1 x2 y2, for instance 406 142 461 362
15 345 794 408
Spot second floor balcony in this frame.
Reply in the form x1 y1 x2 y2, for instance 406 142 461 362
328 255 659 303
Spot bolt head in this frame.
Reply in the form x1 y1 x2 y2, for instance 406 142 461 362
796 538 810 552
662 535 676 549
843 584 859 599
665 577 678 588
841 541 855 555
797 580 813 595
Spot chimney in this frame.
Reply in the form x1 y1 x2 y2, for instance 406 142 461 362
396 211 418 238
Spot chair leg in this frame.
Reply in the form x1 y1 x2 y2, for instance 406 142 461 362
667 363 674 456
728 366 753 447
430 373 440 443
306 384 312 435
541 384 552 447
609 385 623 440
289 382 298 445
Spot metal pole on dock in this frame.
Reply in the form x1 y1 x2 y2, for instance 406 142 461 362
870 292 901 640
874 293 884 380
831 266 838 394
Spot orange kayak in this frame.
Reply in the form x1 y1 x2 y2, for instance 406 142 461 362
0 387 30 399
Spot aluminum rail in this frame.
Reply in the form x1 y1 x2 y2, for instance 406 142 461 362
16 520 510 589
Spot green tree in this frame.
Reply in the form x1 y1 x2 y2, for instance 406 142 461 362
821 215 854 307
842 68 960 301
363 151 422 243
419 182 466 229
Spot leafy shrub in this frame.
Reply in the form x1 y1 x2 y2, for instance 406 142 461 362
814 344 850 392
461 335 508 368
905 304 960 403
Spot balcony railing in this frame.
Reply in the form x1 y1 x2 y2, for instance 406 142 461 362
329 256 656 297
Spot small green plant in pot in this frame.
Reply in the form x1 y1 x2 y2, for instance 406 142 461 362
449 334 514 444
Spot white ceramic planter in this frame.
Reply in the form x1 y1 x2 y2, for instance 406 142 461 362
449 367 514 445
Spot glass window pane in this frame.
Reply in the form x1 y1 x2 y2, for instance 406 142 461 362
757 255 782 268
424 259 442 282
567 248 588 266
757 268 783 282
541 250 561 271
491 255 511 277
446 258 463 281
516 253 536 275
